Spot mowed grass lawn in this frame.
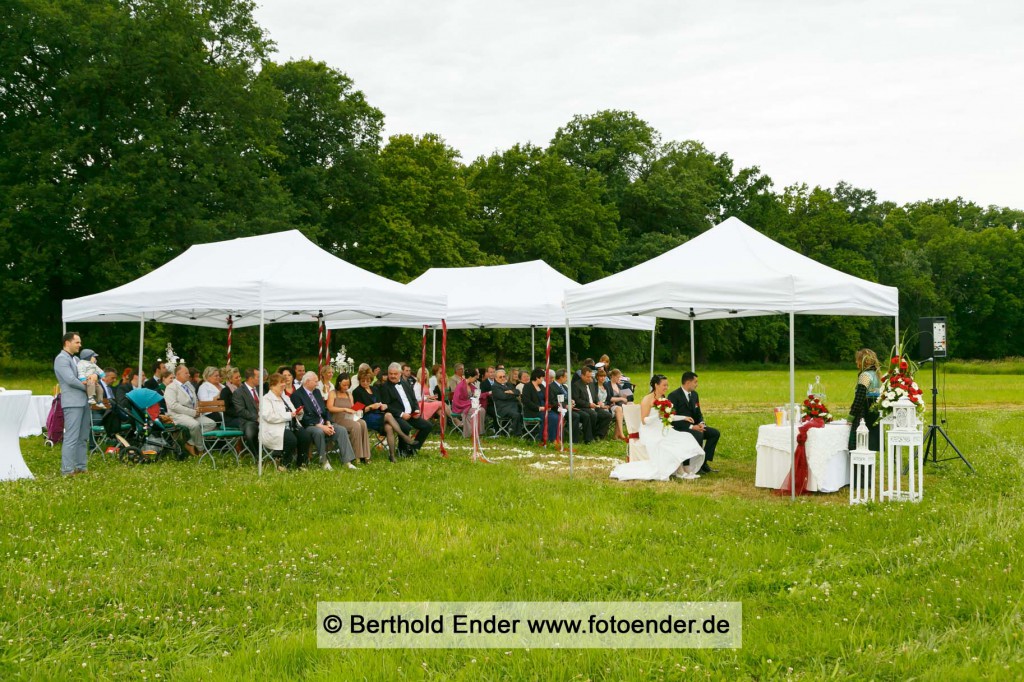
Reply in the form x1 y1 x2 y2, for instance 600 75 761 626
1 369 1022 680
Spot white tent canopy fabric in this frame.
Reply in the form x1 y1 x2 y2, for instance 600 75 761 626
62 230 446 327
564 217 898 320
326 260 656 331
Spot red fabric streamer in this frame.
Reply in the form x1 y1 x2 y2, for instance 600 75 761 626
438 320 448 457
775 418 825 497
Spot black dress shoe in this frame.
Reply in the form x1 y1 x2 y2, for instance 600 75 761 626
699 463 719 474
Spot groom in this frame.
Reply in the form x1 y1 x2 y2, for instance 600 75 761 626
668 371 720 474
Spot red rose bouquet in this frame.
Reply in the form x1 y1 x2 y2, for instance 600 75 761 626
653 398 674 430
801 394 833 423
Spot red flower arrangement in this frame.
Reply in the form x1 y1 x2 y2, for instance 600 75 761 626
801 394 833 423
653 398 675 430
879 353 925 415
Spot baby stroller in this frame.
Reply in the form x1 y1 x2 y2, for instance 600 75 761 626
116 388 184 463
44 392 63 447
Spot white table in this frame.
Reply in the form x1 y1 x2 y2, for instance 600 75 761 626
19 394 55 438
0 390 35 481
755 423 851 493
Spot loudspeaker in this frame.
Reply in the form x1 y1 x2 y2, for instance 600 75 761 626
918 317 947 360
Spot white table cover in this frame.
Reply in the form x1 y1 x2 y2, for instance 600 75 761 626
0 390 35 481
19 394 54 438
755 423 851 493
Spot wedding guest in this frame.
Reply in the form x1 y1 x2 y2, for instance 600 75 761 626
353 367 415 462
189 368 202 394
260 372 301 471
381 362 433 454
606 368 631 440
515 371 530 394
571 366 612 443
291 362 306 391
317 365 335 396
552 369 582 440
165 363 215 457
54 332 90 476
232 368 261 454
431 365 446 398
219 367 242 428
290 371 356 470
447 363 465 394
197 366 224 424
276 367 296 397
452 367 486 439
116 369 143 411
847 348 882 451
144 360 165 391
327 373 371 464
521 368 561 441
401 363 414 383
668 371 720 474
490 368 522 435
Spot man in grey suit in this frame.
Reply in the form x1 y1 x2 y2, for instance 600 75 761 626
164 363 215 456
54 331 91 476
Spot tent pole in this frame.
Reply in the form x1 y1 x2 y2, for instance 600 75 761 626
565 322 573 478
789 312 796 501
258 308 265 477
62 321 66 335
531 326 536 370
432 327 437 366
690 319 696 373
649 328 656 379
138 316 145 385
894 313 900 350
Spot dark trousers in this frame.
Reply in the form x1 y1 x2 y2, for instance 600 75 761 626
239 419 259 455
395 415 432 451
495 405 523 435
689 426 721 462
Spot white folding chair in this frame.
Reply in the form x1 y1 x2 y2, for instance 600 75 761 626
622 404 648 462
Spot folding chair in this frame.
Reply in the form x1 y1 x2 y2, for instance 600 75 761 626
198 400 245 468
446 410 465 437
493 410 517 438
521 404 542 441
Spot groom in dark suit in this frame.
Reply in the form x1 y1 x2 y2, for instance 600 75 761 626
668 371 720 474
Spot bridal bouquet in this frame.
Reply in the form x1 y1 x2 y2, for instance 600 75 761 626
653 399 675 430
801 394 833 423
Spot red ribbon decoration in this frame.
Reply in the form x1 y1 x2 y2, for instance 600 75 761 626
317 314 325 374
438 320 448 457
775 418 825 497
541 327 552 445
226 315 233 366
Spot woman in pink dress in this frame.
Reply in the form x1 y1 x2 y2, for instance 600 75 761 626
451 367 486 439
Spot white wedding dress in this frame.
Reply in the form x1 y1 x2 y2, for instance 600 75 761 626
610 411 706 481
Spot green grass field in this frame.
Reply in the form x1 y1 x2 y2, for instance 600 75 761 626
1 369 1022 680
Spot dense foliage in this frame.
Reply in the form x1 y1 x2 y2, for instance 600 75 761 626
2 0 1022 369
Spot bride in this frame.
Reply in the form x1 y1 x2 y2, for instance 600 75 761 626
610 374 706 481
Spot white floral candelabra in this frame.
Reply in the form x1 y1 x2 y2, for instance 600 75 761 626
160 343 185 375
330 346 355 375
849 419 876 505
878 396 924 502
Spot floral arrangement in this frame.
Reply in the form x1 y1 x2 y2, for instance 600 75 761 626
653 398 675 430
801 394 833 423
878 352 925 415
159 343 184 375
330 346 355 375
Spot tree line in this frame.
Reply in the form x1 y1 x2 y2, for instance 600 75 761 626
2 0 1022 371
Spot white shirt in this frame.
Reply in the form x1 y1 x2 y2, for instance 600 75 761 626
198 382 222 402
394 381 413 414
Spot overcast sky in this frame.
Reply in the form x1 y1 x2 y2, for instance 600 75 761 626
252 0 1024 209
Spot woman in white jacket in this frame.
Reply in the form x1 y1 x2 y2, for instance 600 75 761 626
260 372 303 470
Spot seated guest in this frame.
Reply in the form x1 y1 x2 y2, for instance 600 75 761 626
144 361 165 391
317 365 335 396
327 373 371 464
413 366 439 403
452 367 486 439
431 365 447 399
189 368 202 394
115 369 143 411
219 367 242 428
571 366 612 443
490 368 522 435
576 357 596 379
260 372 301 471
606 368 631 440
291 362 306 391
276 366 296 397
479 366 496 394
515 370 530 394
551 369 581 439
232 368 262 454
522 368 561 441
447 363 465 394
290 371 357 470
381 362 433 454
164 363 215 457
401 363 414 384
197 366 224 424
352 367 415 462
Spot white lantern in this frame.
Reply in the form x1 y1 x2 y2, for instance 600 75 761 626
878 397 924 502
849 419 876 505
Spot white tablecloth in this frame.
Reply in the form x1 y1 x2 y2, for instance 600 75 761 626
755 423 851 493
19 395 55 438
0 390 35 481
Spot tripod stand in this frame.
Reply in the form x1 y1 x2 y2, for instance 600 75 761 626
922 357 974 471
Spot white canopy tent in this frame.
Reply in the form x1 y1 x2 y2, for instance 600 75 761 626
563 217 900 496
62 229 447 474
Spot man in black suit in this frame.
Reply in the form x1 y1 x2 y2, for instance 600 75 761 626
490 368 523 435
549 369 580 441
668 371 720 474
381 362 432 454
232 368 262 455
291 371 356 470
570 366 611 443
144 360 165 391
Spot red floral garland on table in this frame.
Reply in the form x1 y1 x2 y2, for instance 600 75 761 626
801 394 833 423
653 399 674 429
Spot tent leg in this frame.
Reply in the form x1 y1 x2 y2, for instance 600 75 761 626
895 313 900 349
565 322 573 479
138 316 145 384
432 327 437 366
258 309 265 477
649 329 656 379
690 319 696 373
789 312 796 501
531 327 536 371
